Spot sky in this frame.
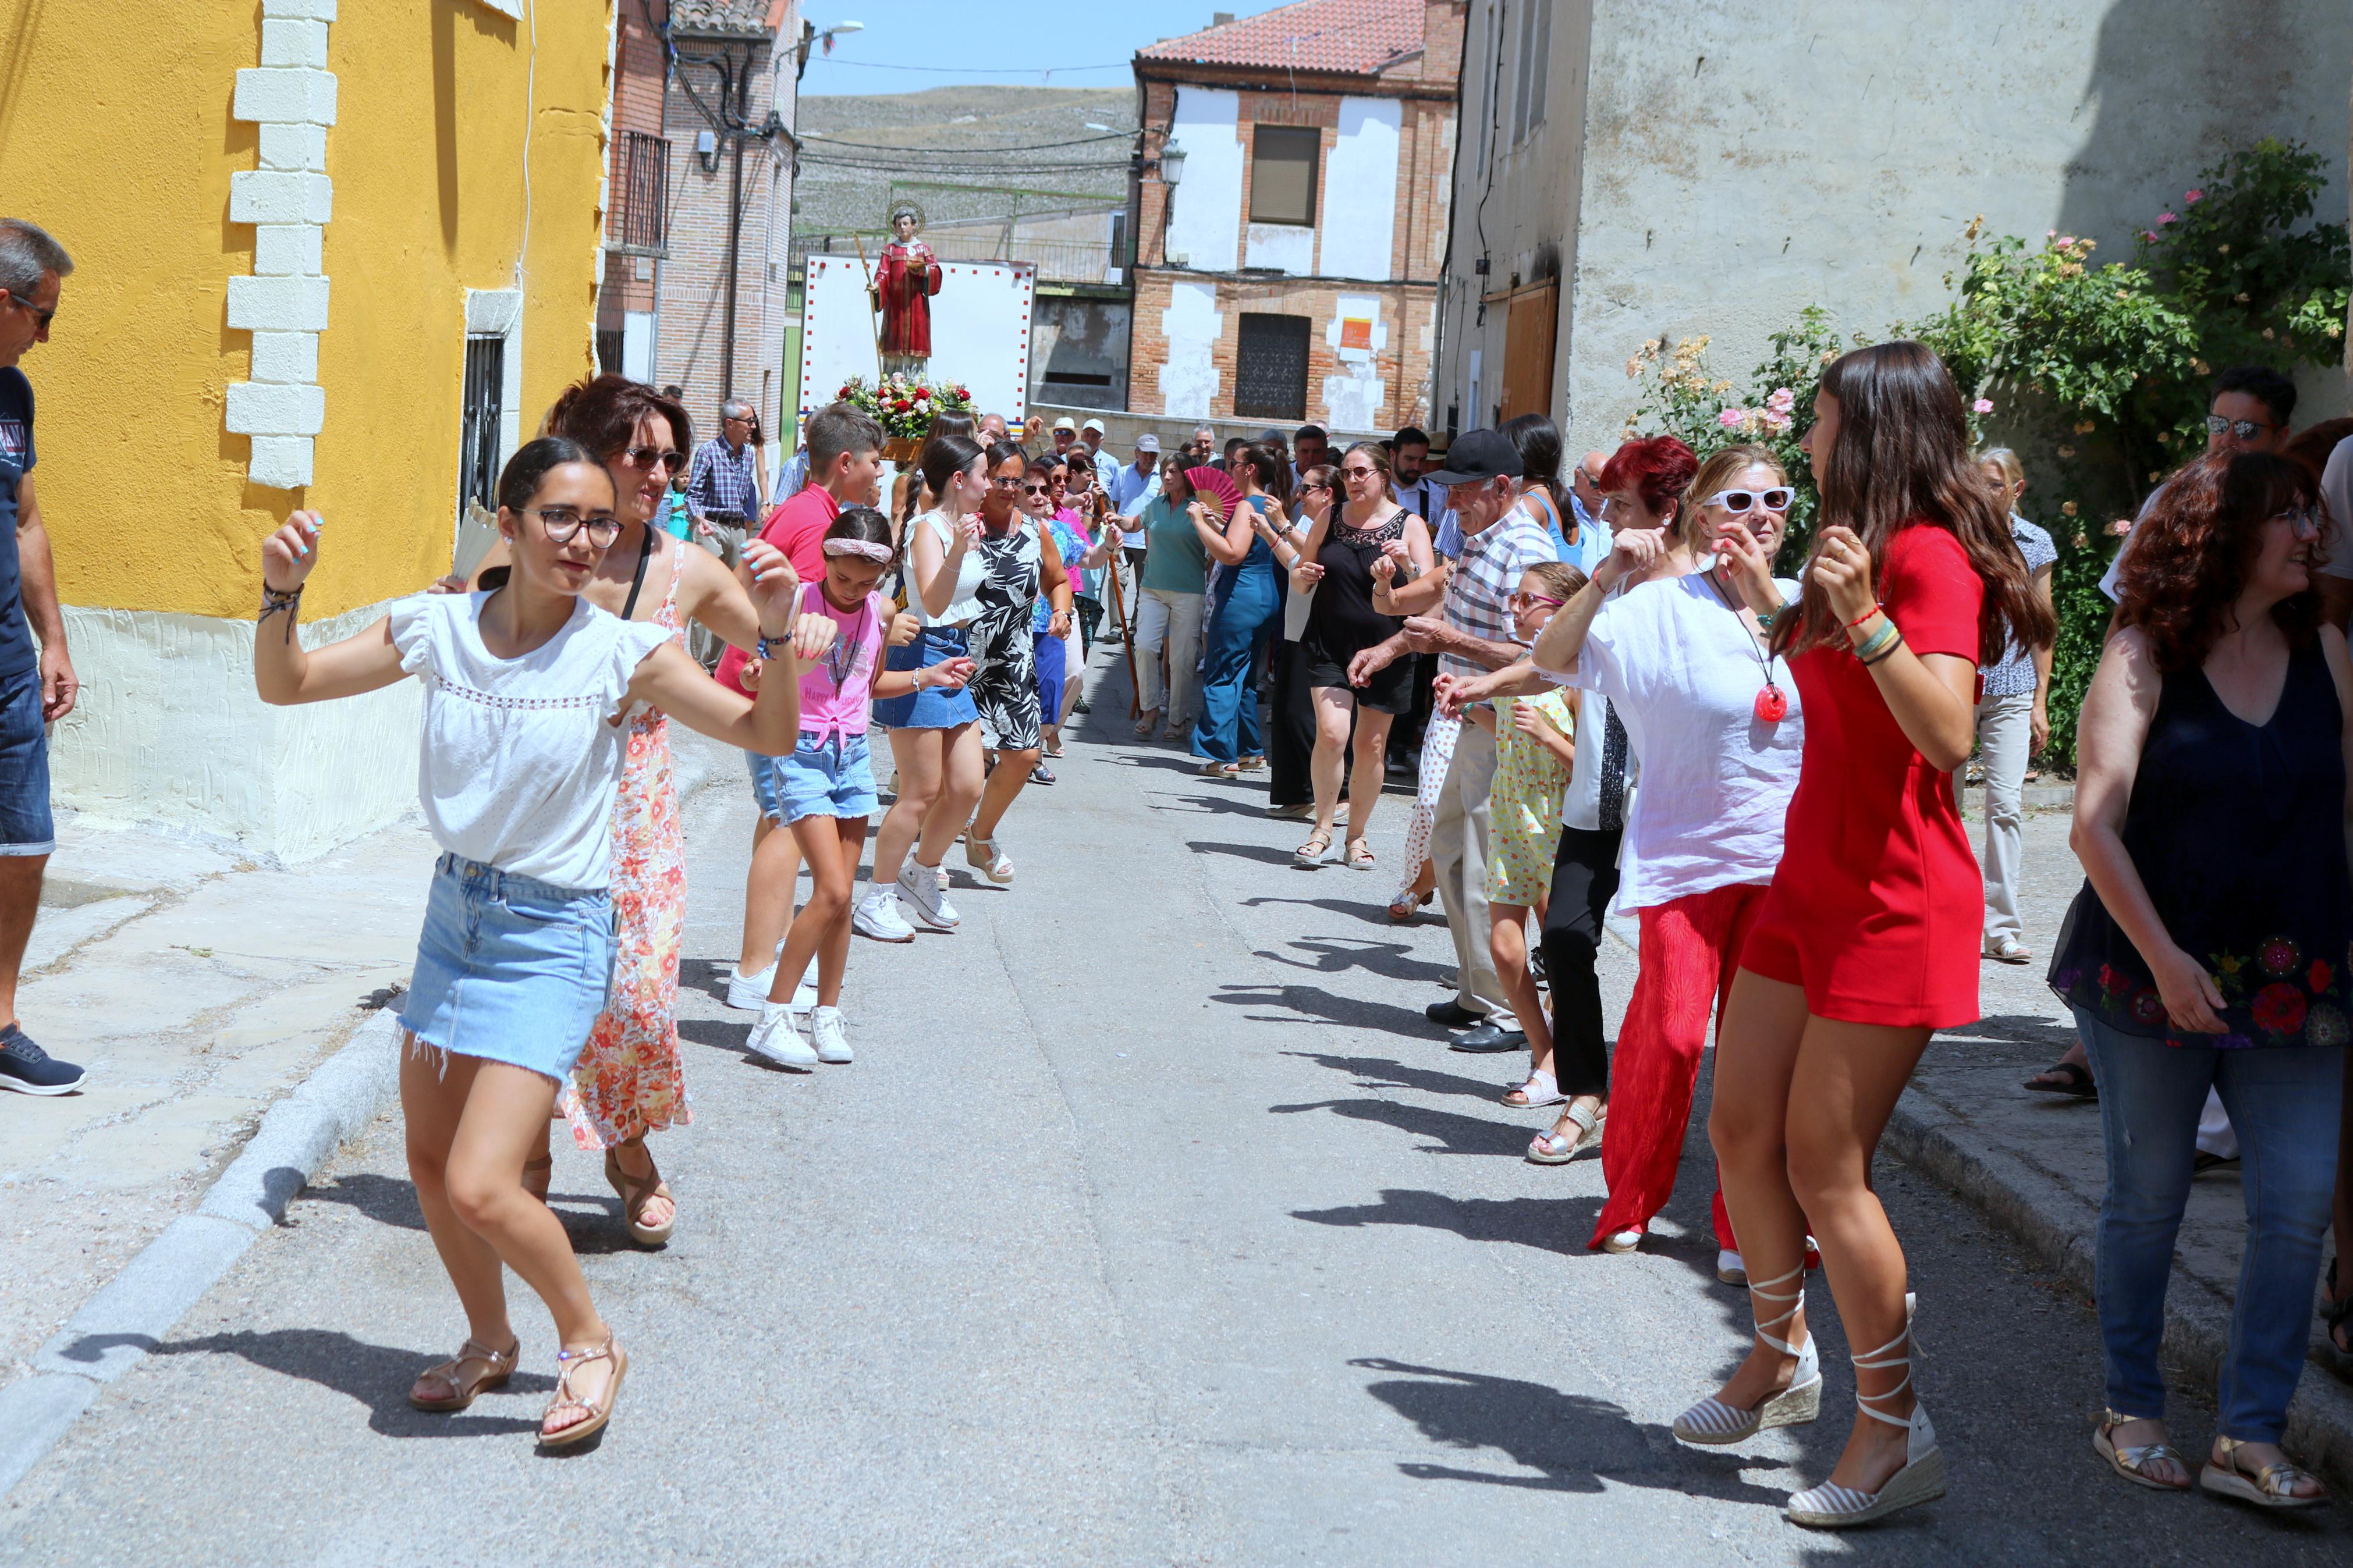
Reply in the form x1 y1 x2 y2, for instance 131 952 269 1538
796 1 1297 95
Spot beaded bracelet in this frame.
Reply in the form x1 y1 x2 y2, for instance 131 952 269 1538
1846 601 1886 629
1851 616 1900 663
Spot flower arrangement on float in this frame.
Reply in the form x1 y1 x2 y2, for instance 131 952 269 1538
835 373 974 444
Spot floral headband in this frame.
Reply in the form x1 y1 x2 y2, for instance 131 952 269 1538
824 538 893 563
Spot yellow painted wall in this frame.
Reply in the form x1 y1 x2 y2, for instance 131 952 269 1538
0 0 613 621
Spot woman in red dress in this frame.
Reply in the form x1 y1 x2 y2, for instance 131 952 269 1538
1673 343 2053 1527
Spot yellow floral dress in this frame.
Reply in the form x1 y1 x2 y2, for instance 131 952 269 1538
565 547 690 1150
1487 689 1577 906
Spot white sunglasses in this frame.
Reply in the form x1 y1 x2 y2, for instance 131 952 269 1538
1705 486 1794 514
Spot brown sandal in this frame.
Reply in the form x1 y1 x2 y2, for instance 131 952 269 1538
604 1143 675 1247
407 1335 519 1412
1293 828 1333 867
539 1332 627 1449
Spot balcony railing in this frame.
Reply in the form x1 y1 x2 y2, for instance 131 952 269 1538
607 130 669 256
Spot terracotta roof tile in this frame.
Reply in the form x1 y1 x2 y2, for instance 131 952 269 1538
1138 0 1424 77
668 0 785 37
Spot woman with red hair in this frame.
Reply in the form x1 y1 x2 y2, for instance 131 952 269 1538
2049 449 2344 1507
1681 344 2053 1527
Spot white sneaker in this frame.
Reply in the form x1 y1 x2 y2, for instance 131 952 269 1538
746 1003 817 1070
788 972 819 1014
726 961 776 1011
809 1006 853 1064
853 886 916 943
897 861 960 929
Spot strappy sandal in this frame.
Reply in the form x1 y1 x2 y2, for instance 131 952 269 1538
2023 1059 2097 1098
1386 890 1433 923
1527 1100 1603 1164
522 1152 552 1205
1293 828 1333 868
407 1335 519 1412
1501 1075 1564 1110
1786 1298 1943 1527
539 1332 629 1450
604 1143 675 1247
1673 1263 1821 1444
1342 838 1376 872
1133 710 1162 738
2200 1435 2327 1509
1200 760 1243 779
2093 1410 2192 1491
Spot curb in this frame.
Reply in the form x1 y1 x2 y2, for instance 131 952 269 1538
0 1009 404 1502
1884 1092 2353 1487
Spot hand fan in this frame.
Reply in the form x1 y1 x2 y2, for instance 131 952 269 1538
1185 465 1243 522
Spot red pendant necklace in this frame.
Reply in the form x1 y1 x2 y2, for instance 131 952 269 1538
1706 567 1786 724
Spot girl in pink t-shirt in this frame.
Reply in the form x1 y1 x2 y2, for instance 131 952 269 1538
744 508 972 1069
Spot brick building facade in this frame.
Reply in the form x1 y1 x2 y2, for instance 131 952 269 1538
595 1 799 443
1128 0 1461 440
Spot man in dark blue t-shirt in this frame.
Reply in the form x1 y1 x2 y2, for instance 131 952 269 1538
0 218 83 1097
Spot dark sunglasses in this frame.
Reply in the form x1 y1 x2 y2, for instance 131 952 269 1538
1339 465 1380 481
1510 589 1566 609
5 293 54 330
1022 482 1052 495
2208 414 2280 440
620 446 687 472
524 506 623 547
1705 486 1794 514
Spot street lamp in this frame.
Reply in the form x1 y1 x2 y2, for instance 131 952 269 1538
796 19 864 80
1159 141 1186 187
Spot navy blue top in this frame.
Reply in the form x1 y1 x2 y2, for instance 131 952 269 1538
0 368 33 678
2049 639 2353 1047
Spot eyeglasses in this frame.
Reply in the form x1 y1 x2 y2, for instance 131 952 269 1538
3 293 54 330
1510 589 1566 609
2275 505 2323 540
1022 482 1052 495
989 474 1024 489
1705 486 1794 514
1300 481 1330 493
1340 465 1380 481
525 506 623 547
2208 414 2280 440
620 446 687 472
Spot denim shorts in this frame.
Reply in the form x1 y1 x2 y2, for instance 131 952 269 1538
398 855 615 1084
0 664 53 855
870 625 979 730
772 731 879 823
746 746 785 822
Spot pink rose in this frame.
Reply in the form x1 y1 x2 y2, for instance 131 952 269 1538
2157 212 2177 225
1972 398 1994 415
2142 230 2160 242
1716 407 1747 429
2184 189 2203 203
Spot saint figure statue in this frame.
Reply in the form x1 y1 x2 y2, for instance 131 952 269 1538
872 204 942 365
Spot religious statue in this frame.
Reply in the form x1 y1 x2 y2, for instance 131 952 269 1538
871 202 942 367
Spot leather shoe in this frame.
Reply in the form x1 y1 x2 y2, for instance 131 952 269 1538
1449 1021 1528 1053
1425 1000 1487 1029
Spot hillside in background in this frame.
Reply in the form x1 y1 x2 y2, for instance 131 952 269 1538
794 86 1136 244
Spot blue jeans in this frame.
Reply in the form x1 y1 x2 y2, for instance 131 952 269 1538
2074 1008 2343 1441
1191 559 1276 763
0 664 54 854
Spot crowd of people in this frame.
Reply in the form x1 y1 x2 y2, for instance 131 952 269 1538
0 201 2346 1520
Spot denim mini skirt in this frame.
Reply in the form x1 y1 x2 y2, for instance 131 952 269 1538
399 854 615 1084
871 625 979 730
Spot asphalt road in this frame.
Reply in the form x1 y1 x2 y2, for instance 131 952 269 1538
2 677 2343 1563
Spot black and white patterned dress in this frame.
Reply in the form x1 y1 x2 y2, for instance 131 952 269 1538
968 520 1044 752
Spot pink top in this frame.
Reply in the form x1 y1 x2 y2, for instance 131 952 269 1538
796 582 888 739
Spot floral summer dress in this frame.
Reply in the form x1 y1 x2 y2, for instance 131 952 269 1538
565 545 690 1150
1487 688 1577 906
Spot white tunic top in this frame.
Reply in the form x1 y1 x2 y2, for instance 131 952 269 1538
1557 571 1806 911
387 592 672 890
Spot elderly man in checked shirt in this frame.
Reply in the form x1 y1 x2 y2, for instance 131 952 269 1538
1346 428 1556 1050
686 398 768 546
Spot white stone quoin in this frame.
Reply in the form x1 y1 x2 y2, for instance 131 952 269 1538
226 0 338 492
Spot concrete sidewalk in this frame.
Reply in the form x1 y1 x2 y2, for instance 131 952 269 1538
0 741 722 1400
1889 799 2353 1482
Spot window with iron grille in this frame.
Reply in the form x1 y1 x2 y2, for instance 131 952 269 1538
1233 314 1311 421
595 327 625 375
1248 126 1320 226
456 334 505 520
608 130 670 255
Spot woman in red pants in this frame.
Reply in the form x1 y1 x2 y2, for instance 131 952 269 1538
1522 445 1807 1271
1676 344 2052 1529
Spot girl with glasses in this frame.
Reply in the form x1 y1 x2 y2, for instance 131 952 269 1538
1290 442 1435 866
251 438 822 1449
